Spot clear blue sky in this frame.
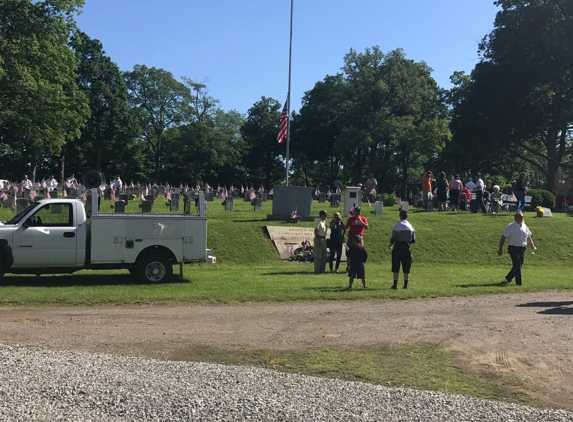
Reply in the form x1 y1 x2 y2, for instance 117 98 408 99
75 0 498 114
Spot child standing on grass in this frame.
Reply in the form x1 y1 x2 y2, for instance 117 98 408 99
347 235 368 289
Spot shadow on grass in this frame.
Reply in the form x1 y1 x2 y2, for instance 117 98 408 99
301 286 356 293
455 280 512 288
0 273 189 287
263 270 314 276
516 301 573 315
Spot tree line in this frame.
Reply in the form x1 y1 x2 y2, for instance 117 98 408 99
1 0 571 195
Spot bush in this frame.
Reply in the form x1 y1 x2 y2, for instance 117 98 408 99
383 193 397 207
528 189 556 209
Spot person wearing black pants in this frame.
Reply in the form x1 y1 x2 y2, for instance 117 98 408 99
389 210 416 289
328 212 346 273
498 212 536 285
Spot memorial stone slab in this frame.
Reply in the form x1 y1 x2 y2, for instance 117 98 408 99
233 189 240 198
16 198 29 213
426 201 434 212
184 198 192 214
261 193 268 202
126 187 134 196
319 193 326 203
170 198 180 211
67 188 77 198
244 192 250 202
119 194 128 203
144 195 154 202
141 200 153 213
206 192 214 202
225 198 234 211
172 193 181 201
266 226 347 261
401 202 409 212
114 201 126 213
34 196 44 202
270 186 313 220
3 196 14 208
104 188 112 200
77 186 86 195
23 190 30 200
541 207 553 217
253 198 263 211
374 201 383 215
51 190 58 198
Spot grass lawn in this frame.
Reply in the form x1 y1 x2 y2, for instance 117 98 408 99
0 195 571 409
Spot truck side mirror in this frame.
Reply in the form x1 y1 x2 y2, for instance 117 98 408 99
22 217 32 229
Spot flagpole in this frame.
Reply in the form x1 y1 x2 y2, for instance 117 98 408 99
285 0 293 186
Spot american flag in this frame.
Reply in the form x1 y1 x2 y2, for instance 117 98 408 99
29 189 37 199
249 191 256 201
277 99 288 144
269 188 273 195
240 185 245 194
258 185 264 194
0 192 7 202
220 189 227 201
315 187 320 197
397 197 402 206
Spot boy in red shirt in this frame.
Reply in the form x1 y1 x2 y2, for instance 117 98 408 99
345 207 369 272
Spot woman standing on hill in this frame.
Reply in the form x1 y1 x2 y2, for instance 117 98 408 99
436 172 448 211
328 212 346 273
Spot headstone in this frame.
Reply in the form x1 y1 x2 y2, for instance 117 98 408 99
126 187 134 196
34 196 44 202
374 201 383 215
67 188 77 198
173 188 180 194
104 188 112 200
170 198 180 211
541 207 553 218
2 195 13 208
23 190 31 200
119 194 128 204
244 192 250 202
225 198 234 211
426 201 434 212
113 201 125 213
141 200 153 213
172 193 181 201
401 202 409 212
51 203 63 214
330 194 340 207
261 193 268 202
158 185 165 196
319 193 326 203
269 186 313 220
206 192 214 202
50 190 58 198
233 189 240 198
376 194 384 202
254 198 263 211
77 185 86 195
144 195 154 202
184 198 192 214
16 198 29 213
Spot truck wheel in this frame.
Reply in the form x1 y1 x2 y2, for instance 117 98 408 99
0 261 4 282
138 255 172 283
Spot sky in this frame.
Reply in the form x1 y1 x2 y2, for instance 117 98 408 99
75 0 499 115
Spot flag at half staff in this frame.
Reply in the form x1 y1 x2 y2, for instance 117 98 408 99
277 99 288 144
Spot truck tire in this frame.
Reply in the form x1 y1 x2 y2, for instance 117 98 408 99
0 261 4 282
138 254 172 283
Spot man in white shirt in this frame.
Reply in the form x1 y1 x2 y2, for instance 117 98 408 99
465 177 476 191
46 175 57 189
20 175 32 192
473 173 487 214
113 176 123 193
497 212 536 285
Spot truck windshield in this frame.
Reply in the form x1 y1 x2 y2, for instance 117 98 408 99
4 203 40 225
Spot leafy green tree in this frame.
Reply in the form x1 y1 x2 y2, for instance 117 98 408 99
452 0 573 192
67 32 143 179
0 0 89 180
240 97 286 187
124 65 191 181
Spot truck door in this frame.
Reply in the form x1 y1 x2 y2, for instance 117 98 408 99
12 203 78 267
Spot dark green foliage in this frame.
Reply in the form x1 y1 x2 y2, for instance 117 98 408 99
527 189 556 209
382 193 397 207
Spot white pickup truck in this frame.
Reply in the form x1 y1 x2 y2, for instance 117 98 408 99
0 197 215 283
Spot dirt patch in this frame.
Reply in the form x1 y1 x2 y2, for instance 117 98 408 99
0 292 571 410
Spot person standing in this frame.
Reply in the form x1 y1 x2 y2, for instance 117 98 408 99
113 175 123 194
345 207 369 272
328 212 346 273
421 170 433 209
20 175 32 194
448 174 462 211
389 210 416 289
313 210 329 274
436 172 448 211
473 173 487 214
365 173 377 197
497 212 536 286
346 235 368 289
513 172 527 212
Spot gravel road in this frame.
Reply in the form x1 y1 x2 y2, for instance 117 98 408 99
0 291 572 421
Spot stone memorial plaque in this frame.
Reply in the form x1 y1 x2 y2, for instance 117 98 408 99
51 190 58 198
119 194 128 203
426 201 434 212
2 196 13 208
244 192 250 202
34 196 44 202
170 198 180 211
319 193 326 203
206 192 214 202
67 188 77 198
104 187 112 200
233 189 240 198
541 207 553 217
142 200 153 213
16 198 29 213
401 202 409 211
266 226 347 261
225 198 234 211
375 201 383 215
23 190 31 200
253 198 263 211
114 201 126 213
172 193 181 201
261 193 268 202
184 198 192 214
144 194 154 202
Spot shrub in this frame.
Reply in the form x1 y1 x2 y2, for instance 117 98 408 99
528 189 556 209
383 193 397 207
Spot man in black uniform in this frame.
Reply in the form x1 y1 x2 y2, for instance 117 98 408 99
389 210 416 289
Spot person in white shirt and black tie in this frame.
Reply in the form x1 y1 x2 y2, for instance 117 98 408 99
497 212 536 285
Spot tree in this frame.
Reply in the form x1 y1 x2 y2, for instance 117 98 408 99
68 32 142 179
0 0 89 180
453 0 573 192
240 97 285 187
124 65 191 181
